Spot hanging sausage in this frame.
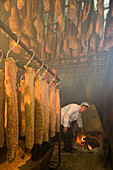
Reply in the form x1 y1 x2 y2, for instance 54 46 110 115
55 88 60 133
42 79 49 142
5 57 18 163
34 74 43 145
19 79 25 137
0 70 5 148
25 67 35 150
77 0 82 39
49 70 56 137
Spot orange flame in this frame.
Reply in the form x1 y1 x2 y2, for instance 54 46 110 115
88 145 93 150
76 135 86 144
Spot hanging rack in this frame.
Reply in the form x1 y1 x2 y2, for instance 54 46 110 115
0 20 60 82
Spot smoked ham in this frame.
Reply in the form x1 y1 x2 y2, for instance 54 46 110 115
68 0 78 27
34 0 45 46
96 0 104 52
0 70 5 148
55 0 65 33
45 0 54 54
5 57 18 163
82 0 91 23
45 0 50 12
77 0 82 39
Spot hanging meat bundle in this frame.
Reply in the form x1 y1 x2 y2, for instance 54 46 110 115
5 57 18 163
19 79 25 137
17 0 24 10
0 70 5 148
55 88 60 132
68 0 78 27
25 67 35 150
95 0 104 52
34 75 43 145
45 0 54 54
55 0 65 33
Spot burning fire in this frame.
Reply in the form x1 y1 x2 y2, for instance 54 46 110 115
88 145 93 150
76 134 86 144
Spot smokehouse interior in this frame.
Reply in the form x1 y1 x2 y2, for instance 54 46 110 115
0 0 113 169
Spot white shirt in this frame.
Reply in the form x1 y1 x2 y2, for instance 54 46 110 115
61 104 83 128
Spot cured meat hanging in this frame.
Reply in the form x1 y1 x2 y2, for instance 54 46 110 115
25 67 35 150
34 0 45 47
49 70 56 137
19 79 25 137
32 0 39 18
42 79 49 142
23 0 34 39
49 84 56 137
34 75 43 145
45 0 50 12
17 0 24 10
95 0 104 52
9 1 21 36
45 0 54 54
77 0 82 39
0 70 5 148
55 88 60 133
4 0 10 12
103 0 113 52
86 0 94 41
82 0 91 23
55 0 65 33
5 57 18 163
68 0 78 27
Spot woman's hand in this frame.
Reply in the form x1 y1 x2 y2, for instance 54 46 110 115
63 127 68 133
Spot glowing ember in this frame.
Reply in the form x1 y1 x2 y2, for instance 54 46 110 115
88 145 93 150
76 135 86 144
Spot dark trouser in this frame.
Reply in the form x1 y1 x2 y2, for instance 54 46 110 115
61 122 76 150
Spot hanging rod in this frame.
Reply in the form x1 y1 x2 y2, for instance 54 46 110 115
0 20 60 82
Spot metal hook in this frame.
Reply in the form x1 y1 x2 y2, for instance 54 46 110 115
6 32 19 58
55 79 61 87
24 49 35 68
20 74 25 80
41 64 48 80
36 61 44 75
49 73 56 85
0 50 3 62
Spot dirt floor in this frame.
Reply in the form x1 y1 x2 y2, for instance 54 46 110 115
0 142 112 170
